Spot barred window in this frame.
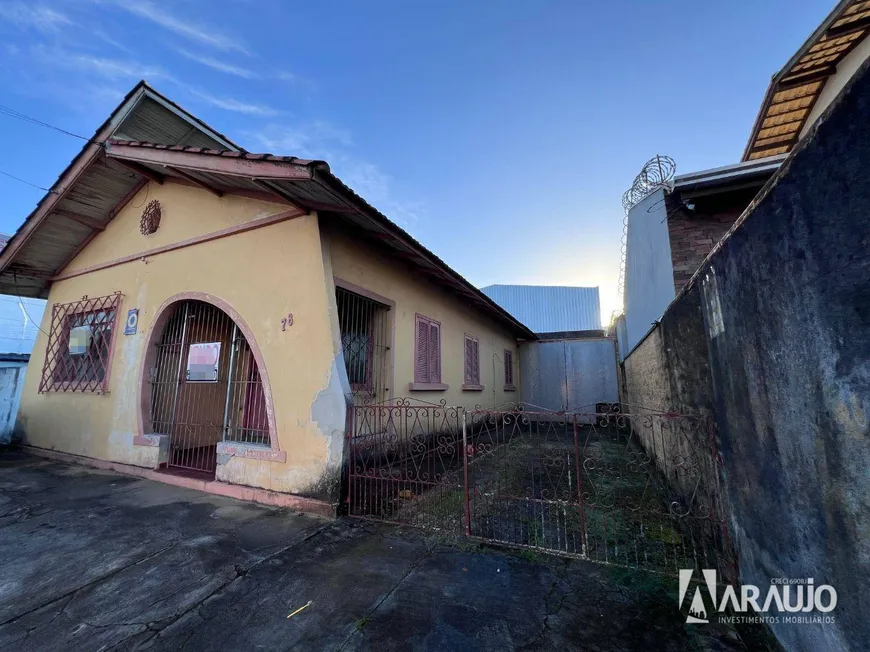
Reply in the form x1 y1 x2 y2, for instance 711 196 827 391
38 293 122 394
336 286 391 398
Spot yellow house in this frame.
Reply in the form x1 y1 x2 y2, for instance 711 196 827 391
0 82 534 515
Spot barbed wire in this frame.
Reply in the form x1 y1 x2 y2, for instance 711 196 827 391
617 155 676 300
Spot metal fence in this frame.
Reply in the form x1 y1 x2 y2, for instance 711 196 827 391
347 400 734 579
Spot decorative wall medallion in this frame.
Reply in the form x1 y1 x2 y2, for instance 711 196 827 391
139 199 161 235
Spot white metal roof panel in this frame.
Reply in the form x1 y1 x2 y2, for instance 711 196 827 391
480 285 601 333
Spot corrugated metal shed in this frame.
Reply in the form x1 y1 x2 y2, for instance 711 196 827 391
480 285 601 333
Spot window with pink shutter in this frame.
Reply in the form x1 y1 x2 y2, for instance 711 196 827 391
504 349 515 388
464 335 480 386
415 314 441 384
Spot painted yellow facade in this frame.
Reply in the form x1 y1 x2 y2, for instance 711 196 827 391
19 181 342 498
17 180 525 510
324 224 520 410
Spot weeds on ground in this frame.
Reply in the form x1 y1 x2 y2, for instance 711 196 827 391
517 549 543 563
355 615 371 631
606 565 677 597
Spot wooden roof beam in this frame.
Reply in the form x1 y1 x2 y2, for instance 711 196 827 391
112 158 165 185
52 209 106 231
826 14 870 38
779 65 838 90
166 167 223 197
250 179 308 214
105 141 315 180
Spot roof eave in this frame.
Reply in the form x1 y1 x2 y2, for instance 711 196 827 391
0 81 244 287
742 0 859 161
313 169 537 340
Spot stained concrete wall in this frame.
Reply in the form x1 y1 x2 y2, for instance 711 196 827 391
624 188 676 354
623 57 870 651
520 338 618 414
622 282 713 415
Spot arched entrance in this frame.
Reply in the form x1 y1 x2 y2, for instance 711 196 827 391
148 299 269 477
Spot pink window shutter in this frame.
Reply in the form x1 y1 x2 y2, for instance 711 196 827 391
472 339 480 385
415 316 429 382
464 337 472 384
429 322 441 383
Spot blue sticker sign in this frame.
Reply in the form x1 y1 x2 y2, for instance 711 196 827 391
124 309 139 335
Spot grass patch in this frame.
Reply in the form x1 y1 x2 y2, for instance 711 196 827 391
517 548 543 563
355 615 371 631
606 565 677 597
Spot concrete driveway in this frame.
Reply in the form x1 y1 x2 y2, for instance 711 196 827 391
0 450 766 651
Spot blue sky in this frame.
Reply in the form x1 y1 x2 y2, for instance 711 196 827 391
0 0 835 319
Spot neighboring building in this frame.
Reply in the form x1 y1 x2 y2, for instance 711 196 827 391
621 0 870 356
480 284 601 335
0 234 46 443
480 285 617 413
0 81 534 513
623 157 782 353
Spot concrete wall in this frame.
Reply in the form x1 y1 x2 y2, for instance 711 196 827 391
0 360 27 444
18 181 344 504
324 224 521 411
622 282 712 415
520 338 618 414
620 282 721 535
623 188 675 354
622 58 870 651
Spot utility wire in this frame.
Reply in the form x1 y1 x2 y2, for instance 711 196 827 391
0 102 108 194
0 103 99 145
0 169 56 194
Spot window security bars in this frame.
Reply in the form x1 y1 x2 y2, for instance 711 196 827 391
39 293 123 393
149 300 270 474
337 287 391 401
504 349 514 387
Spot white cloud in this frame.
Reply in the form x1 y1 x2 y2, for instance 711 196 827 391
0 3 72 32
31 48 172 83
275 70 314 89
177 49 259 79
189 90 281 116
92 29 132 54
249 124 422 228
252 122 353 155
68 54 169 81
104 0 248 54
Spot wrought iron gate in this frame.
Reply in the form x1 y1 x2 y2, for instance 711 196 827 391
347 400 733 579
149 300 270 475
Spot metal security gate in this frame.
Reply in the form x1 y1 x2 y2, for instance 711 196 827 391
149 300 270 475
347 401 733 579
